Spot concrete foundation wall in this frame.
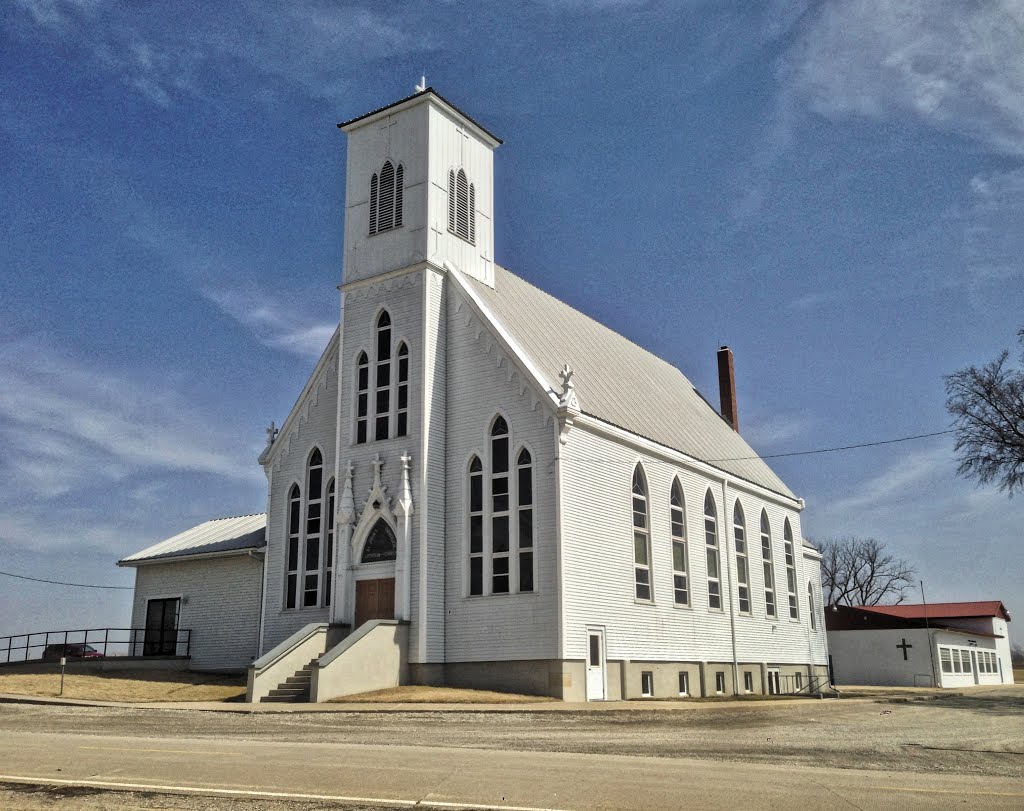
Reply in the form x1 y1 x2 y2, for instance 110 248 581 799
312 621 409 701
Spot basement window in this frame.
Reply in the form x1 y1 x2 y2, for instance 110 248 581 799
641 671 654 697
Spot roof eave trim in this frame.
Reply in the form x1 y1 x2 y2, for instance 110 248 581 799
260 326 341 468
572 412 803 508
445 261 561 412
118 548 266 567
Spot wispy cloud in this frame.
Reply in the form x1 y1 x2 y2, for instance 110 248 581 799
11 0 432 107
202 287 336 360
821 446 949 516
743 412 812 448
789 1 1024 156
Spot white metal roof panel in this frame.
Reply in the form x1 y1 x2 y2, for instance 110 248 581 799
119 513 267 565
465 265 797 500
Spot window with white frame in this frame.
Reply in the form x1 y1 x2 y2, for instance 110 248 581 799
285 483 301 609
678 671 690 696
760 510 777 618
744 671 754 692
807 581 815 630
302 448 324 608
632 466 652 601
704 490 721 610
641 671 654 697
374 312 392 441
396 342 409 437
940 647 953 673
715 671 725 693
671 480 689 606
733 501 750 614
355 351 369 444
448 168 476 244
369 160 404 236
325 478 335 606
795 671 803 690
466 417 536 597
468 456 484 596
783 519 798 619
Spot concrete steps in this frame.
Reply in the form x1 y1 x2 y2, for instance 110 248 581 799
259 658 316 703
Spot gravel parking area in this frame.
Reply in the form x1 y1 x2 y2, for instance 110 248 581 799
1 686 1021 779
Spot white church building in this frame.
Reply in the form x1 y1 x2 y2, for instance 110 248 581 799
122 87 828 702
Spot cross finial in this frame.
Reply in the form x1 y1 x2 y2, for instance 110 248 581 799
371 453 384 481
265 421 278 445
559 364 574 391
400 451 412 470
415 75 426 93
558 363 580 412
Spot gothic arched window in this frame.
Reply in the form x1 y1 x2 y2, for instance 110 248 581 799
671 479 688 606
468 456 484 596
704 490 721 610
490 416 511 594
369 160 403 236
517 448 534 592
362 518 397 563
303 448 324 608
325 478 335 607
355 351 369 444
784 518 799 619
808 581 816 631
734 501 750 614
448 168 476 244
396 342 409 437
632 465 651 601
761 510 777 618
285 483 301 609
375 312 391 441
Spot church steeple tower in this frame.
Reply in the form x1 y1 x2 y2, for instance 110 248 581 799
339 88 502 288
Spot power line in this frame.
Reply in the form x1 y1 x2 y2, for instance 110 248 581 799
707 429 956 462
0 569 132 590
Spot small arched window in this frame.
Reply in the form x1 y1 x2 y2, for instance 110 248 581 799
448 167 476 244
369 160 403 236
355 351 369 444
491 417 511 594
761 509 777 618
632 465 651 601
468 456 484 596
704 490 721 610
784 518 798 619
362 518 397 563
396 342 409 437
517 448 534 592
734 501 750 614
303 448 324 608
671 479 688 606
285 483 301 609
375 312 391 441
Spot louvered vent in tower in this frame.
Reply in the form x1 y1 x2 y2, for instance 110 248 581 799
448 170 456 233
368 160 403 236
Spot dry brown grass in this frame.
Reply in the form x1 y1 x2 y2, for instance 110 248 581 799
329 685 557 704
0 664 245 702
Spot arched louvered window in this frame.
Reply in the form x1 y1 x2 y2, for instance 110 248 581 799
734 501 750 614
468 456 484 596
396 342 409 437
285 483 301 609
448 167 476 244
517 448 534 592
490 416 511 594
784 519 798 619
761 510 777 618
303 448 324 608
374 312 391 441
325 478 335 607
632 466 651 601
355 351 369 444
704 490 721 610
671 479 688 606
369 160 403 236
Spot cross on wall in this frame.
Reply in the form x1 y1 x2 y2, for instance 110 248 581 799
379 116 398 156
896 638 913 660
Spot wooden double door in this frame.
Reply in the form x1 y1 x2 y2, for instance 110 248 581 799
354 578 395 629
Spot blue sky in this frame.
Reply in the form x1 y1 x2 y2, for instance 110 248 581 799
2 1 1022 646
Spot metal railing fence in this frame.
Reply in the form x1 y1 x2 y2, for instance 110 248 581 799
0 627 191 664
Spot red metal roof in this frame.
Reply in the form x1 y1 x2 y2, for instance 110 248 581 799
857 601 1010 622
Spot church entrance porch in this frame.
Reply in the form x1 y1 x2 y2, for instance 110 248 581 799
355 578 395 629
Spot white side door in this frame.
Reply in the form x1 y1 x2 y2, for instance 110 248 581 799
585 628 606 701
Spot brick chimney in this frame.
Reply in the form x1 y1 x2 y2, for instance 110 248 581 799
717 346 738 431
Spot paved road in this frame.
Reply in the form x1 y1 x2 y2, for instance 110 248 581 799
1 727 1022 811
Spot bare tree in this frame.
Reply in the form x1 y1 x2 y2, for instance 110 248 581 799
945 329 1024 496
815 537 916 607
1012 644 1024 668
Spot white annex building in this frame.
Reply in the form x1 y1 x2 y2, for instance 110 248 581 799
826 602 1013 688
122 88 828 702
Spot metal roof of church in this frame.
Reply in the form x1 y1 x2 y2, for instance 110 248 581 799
859 602 1011 622
466 265 797 500
118 513 266 566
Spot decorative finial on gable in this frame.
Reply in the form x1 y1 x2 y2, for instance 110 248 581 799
558 364 580 411
371 453 385 491
397 452 414 518
265 421 278 446
415 75 427 93
338 460 356 526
